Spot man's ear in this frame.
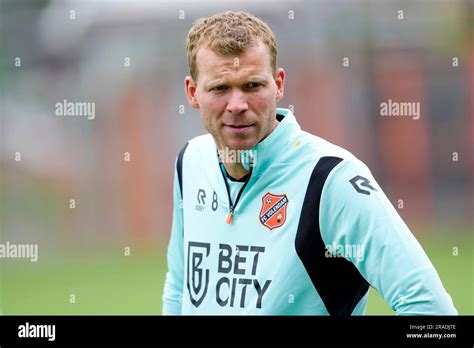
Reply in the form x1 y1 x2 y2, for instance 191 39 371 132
185 76 200 109
274 68 285 102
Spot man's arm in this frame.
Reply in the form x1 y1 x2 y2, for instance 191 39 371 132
319 158 457 315
162 166 184 315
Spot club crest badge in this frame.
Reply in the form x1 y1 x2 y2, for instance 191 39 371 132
259 193 288 230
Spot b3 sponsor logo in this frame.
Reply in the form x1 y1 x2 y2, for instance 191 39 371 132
186 241 271 309
187 242 210 307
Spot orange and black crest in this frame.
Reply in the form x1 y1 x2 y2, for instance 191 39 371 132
259 193 288 230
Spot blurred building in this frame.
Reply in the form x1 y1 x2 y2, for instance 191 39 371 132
0 0 473 253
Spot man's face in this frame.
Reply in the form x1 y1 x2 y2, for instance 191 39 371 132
185 41 285 150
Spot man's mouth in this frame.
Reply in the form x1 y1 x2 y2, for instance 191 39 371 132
224 124 255 134
227 124 253 128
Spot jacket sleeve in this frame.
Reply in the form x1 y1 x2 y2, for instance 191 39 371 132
162 164 184 315
319 158 457 315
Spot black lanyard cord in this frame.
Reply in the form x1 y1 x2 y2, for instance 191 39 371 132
218 160 253 224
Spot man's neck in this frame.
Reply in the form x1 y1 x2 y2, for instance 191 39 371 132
222 161 249 181
219 118 280 180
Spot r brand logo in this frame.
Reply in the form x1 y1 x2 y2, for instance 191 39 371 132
196 189 206 211
197 189 206 205
349 175 377 195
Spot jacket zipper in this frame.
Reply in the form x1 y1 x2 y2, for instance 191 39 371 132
219 163 253 224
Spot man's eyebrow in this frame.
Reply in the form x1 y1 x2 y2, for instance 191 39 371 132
206 76 268 88
206 79 226 88
244 76 268 83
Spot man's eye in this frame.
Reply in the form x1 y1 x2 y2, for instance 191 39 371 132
212 85 228 91
245 82 261 89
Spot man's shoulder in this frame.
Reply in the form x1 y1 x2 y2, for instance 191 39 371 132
187 133 215 148
176 134 215 158
301 133 376 195
298 130 359 164
294 130 377 190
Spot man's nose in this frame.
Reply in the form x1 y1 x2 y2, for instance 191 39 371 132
226 89 248 114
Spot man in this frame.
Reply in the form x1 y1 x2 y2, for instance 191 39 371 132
163 11 457 315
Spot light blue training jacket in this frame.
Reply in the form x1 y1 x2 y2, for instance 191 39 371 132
162 108 457 315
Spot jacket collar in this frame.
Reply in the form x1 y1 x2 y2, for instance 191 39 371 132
250 108 300 175
214 108 300 178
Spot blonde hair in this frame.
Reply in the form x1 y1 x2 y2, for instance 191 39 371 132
186 11 277 81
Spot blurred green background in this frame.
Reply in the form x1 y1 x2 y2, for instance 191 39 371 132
2 227 472 315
